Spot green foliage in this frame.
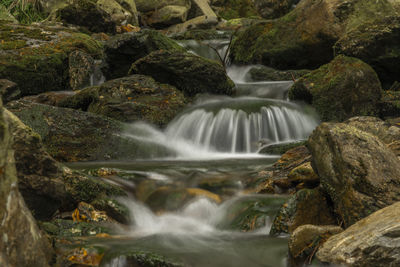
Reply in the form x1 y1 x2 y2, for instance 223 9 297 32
1 0 45 24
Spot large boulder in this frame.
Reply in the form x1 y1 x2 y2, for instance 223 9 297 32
6 100 174 162
317 201 400 266
308 122 400 227
0 101 53 266
270 188 336 235
289 55 382 122
103 30 185 80
130 50 235 96
0 22 103 97
230 0 400 87
58 75 186 126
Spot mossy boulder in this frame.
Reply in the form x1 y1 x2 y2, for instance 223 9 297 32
308 122 400 228
230 0 400 80
130 50 235 96
0 99 53 266
103 30 185 79
270 188 336 235
289 55 382 122
54 0 116 33
6 100 174 162
212 0 260 20
0 22 103 97
59 75 186 126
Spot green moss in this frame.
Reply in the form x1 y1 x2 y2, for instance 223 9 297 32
39 219 111 237
217 0 260 20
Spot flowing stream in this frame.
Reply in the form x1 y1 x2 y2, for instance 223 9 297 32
68 38 319 267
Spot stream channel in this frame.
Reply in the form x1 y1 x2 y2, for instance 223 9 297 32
68 37 320 267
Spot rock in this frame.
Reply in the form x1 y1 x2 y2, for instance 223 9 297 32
148 5 190 28
146 187 221 212
253 0 299 19
97 0 139 26
68 50 95 91
0 100 53 266
308 122 400 227
289 55 382 122
259 140 307 155
166 15 219 34
230 0 400 80
317 202 400 266
23 91 76 107
345 116 400 157
248 66 310 82
58 75 186 126
212 0 259 20
39 219 111 238
0 22 103 97
287 162 319 188
135 0 190 13
0 79 21 103
72 202 113 223
217 195 287 232
191 0 218 19
6 100 175 161
380 91 400 118
289 224 342 263
103 30 185 80
130 50 235 96
54 0 116 33
270 188 336 235
102 251 184 267
172 29 231 40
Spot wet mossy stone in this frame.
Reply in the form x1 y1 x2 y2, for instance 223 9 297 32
308 122 400 228
54 0 116 33
230 0 400 73
289 55 382 122
0 22 103 97
103 30 185 80
58 75 186 126
130 50 235 96
6 100 174 162
270 188 336 235
39 219 111 237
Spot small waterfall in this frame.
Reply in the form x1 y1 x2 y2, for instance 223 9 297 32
165 98 318 153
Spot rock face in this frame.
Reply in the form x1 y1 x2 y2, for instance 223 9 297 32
0 22 103 97
270 188 336 235
58 75 186 126
230 0 400 87
6 100 174 162
0 101 53 266
103 30 185 80
289 56 382 122
130 51 235 96
317 202 400 266
308 122 400 227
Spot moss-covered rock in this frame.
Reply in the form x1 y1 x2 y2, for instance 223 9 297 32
103 30 185 79
380 90 400 118
230 0 400 78
39 219 111 237
6 100 173 161
308 122 400 227
289 55 382 122
253 0 299 19
0 22 103 97
130 50 235 96
58 75 186 126
212 0 260 20
147 5 190 28
54 0 116 33
270 188 336 235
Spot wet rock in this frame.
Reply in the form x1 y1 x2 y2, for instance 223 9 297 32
172 29 231 40
39 219 111 238
289 55 382 122
0 22 103 97
72 202 113 223
198 176 242 196
218 195 287 232
317 202 400 266
147 5 190 28
248 66 310 82
230 0 400 81
7 100 174 162
0 79 21 103
130 50 235 96
104 251 184 267
254 0 299 19
259 140 307 155
54 0 116 33
68 50 95 91
103 30 185 80
0 101 53 266
270 188 336 235
287 162 319 189
58 75 186 126
146 187 221 213
166 15 219 34
212 0 259 20
308 122 400 227
289 224 342 263
22 91 76 107
97 0 139 26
